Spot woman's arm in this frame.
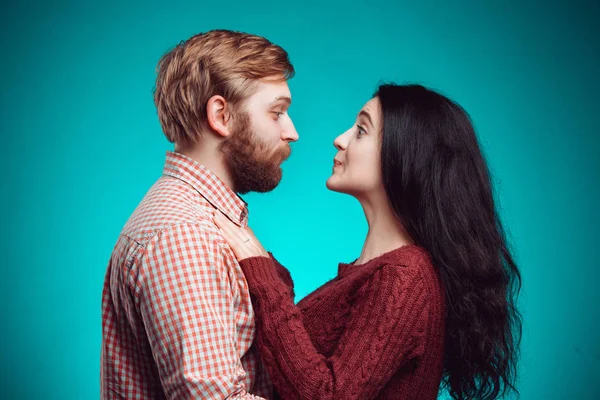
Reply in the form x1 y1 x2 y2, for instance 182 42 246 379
241 257 429 400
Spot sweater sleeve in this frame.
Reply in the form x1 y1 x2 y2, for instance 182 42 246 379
267 252 295 301
239 256 429 400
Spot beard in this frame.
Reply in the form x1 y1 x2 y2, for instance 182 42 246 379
221 112 291 195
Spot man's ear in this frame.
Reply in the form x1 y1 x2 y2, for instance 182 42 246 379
206 95 233 137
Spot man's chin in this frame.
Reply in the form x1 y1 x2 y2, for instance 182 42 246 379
235 169 283 194
257 174 283 193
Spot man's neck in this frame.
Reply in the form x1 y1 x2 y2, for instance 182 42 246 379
175 143 235 191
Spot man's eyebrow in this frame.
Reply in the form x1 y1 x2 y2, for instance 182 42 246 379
270 96 292 106
358 110 374 127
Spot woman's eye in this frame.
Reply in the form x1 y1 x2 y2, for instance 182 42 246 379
356 125 366 136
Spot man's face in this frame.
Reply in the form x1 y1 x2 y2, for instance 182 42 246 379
221 79 299 194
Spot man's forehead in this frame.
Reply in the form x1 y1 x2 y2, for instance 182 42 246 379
253 80 291 102
269 95 292 106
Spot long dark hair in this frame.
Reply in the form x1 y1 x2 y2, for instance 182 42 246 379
375 84 522 399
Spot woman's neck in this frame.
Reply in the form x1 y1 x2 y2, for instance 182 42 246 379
355 192 414 265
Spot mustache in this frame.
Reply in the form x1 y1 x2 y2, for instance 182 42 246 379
278 144 292 161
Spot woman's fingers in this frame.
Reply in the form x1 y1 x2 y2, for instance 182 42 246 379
214 213 242 251
216 211 246 239
213 210 264 260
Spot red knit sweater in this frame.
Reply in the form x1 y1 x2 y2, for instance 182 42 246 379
239 245 446 400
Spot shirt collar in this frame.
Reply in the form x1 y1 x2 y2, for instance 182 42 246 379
162 151 248 226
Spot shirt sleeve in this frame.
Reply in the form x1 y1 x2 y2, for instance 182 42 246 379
239 256 430 400
133 223 265 399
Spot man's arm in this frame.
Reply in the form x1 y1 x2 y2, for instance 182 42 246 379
134 222 264 399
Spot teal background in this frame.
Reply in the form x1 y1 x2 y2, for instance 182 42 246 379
1 1 598 399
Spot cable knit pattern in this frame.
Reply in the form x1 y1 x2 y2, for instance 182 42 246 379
240 245 446 400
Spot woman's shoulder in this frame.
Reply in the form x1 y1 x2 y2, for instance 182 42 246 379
352 244 433 271
381 245 441 283
362 245 443 295
383 244 431 267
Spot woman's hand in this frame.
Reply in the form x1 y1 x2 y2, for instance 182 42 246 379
213 210 269 261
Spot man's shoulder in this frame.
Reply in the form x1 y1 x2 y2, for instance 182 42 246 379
120 176 215 246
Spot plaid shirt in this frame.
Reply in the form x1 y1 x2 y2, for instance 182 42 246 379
101 151 272 399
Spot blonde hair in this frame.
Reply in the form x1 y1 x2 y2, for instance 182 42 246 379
154 30 294 145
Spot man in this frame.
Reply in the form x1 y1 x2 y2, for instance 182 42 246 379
101 29 298 399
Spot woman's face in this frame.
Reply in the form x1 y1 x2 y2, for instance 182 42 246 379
326 97 384 197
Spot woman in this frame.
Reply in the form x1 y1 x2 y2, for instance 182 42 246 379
215 84 522 400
